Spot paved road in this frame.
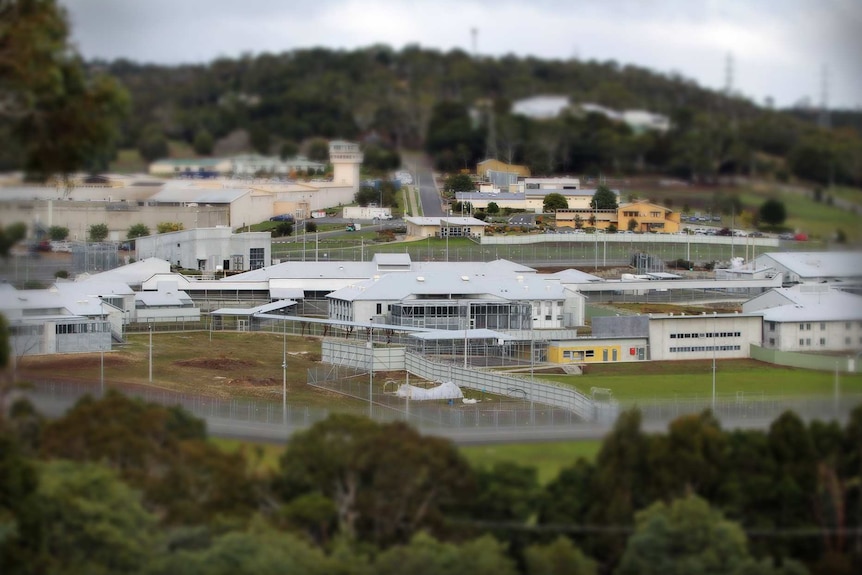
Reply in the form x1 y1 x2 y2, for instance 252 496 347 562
404 155 446 217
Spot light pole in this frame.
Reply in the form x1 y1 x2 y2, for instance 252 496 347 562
711 312 717 412
100 342 105 396
530 313 535 424
148 323 153 383
282 321 288 423
368 319 374 419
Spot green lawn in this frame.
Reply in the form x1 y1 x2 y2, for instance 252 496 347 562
460 440 601 485
737 190 861 242
211 436 600 485
537 359 862 401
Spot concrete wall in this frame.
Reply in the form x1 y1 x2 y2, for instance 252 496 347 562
1 200 229 241
751 344 861 373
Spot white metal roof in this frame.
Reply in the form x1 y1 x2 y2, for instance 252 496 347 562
212 300 298 316
756 288 862 322
327 272 577 303
147 187 249 204
409 329 515 341
757 251 862 279
81 257 171 285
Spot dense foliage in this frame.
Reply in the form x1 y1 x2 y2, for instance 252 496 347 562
1 388 861 575
65 46 859 186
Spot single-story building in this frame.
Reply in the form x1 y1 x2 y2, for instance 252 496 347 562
405 216 488 239
134 227 271 272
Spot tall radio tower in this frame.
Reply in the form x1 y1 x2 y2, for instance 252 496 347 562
724 52 734 95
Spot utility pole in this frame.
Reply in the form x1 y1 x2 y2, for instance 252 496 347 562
148 323 153 383
368 320 374 419
283 321 288 424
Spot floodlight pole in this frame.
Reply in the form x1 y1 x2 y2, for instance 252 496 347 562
283 321 288 424
100 345 105 396
368 320 374 419
530 316 535 424
148 323 153 383
712 312 717 412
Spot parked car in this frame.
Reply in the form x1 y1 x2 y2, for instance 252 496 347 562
270 214 295 222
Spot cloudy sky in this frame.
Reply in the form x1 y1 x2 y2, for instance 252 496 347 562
60 0 861 109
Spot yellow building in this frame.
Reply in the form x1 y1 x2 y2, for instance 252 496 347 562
554 200 680 233
476 159 531 178
547 337 648 363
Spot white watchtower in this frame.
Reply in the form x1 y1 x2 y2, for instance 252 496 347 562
329 140 363 190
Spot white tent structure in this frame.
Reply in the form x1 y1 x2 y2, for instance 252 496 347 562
396 381 463 401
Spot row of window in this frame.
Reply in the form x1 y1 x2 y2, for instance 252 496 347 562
670 332 741 339
669 345 741 353
797 337 862 346
56 323 109 335
563 350 595 358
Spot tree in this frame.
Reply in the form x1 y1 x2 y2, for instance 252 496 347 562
273 222 294 237
486 201 500 215
47 226 68 241
279 140 299 160
127 223 151 240
627 218 638 232
157 222 184 233
373 532 517 575
88 223 108 242
193 129 214 155
444 173 474 193
758 199 787 227
307 138 330 162
137 126 169 163
274 414 474 546
304 221 317 233
35 460 158 574
590 185 618 210
0 222 28 257
615 495 750 575
524 537 598 575
543 193 569 212
1 0 129 180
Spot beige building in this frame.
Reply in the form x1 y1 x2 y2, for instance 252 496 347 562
556 200 681 233
405 217 488 239
476 159 531 178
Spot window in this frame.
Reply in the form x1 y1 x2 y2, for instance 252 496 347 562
819 338 826 345
376 303 382 314
806 338 811 345
249 248 264 270
799 338 804 346
545 315 552 320
769 338 775 345
585 350 595 358
820 323 826 330
769 322 775 332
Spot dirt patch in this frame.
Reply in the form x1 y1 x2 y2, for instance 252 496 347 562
228 376 278 387
175 357 255 370
19 353 133 370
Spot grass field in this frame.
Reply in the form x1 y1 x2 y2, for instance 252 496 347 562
538 359 862 401
460 440 601 484
211 436 600 485
19 331 363 408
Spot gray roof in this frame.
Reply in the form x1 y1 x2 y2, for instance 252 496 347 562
213 300 298 316
81 257 171 285
328 271 576 303
758 251 862 279
757 289 862 322
147 187 249 204
409 329 514 341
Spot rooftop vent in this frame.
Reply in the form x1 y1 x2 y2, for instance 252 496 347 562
461 275 469 281
417 276 425 282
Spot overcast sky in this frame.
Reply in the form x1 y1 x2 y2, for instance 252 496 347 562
60 0 861 109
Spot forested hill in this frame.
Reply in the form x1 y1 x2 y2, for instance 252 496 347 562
96 46 861 186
